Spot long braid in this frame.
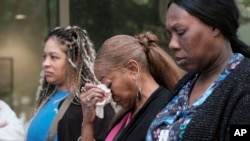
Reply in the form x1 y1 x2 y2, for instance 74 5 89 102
35 26 99 109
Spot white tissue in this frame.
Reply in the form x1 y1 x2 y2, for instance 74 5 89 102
95 84 112 118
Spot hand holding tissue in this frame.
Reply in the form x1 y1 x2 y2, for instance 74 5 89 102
96 84 112 118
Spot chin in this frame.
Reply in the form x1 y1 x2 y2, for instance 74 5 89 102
119 103 128 109
45 78 55 84
180 64 196 73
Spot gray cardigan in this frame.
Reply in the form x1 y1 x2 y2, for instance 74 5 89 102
169 58 250 141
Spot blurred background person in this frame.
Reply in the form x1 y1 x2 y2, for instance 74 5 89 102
0 100 25 141
26 26 115 141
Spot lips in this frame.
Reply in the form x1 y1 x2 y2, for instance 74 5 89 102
111 94 122 105
113 99 121 105
44 71 53 77
175 56 183 61
175 56 185 65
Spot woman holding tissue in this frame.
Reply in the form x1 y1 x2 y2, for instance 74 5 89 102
26 26 115 141
80 32 184 141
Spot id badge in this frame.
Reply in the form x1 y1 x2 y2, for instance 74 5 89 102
158 129 169 141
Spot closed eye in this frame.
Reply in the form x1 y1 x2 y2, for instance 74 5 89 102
107 83 113 94
176 29 185 36
107 83 111 89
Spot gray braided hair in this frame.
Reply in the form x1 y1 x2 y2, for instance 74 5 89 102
35 26 99 108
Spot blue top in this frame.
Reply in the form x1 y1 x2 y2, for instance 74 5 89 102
146 53 244 141
27 90 68 141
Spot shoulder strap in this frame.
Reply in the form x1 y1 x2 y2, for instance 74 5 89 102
46 92 74 141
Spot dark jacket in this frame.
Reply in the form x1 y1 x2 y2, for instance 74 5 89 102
109 86 171 141
58 101 115 141
169 58 250 141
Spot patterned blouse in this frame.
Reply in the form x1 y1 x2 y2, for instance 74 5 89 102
146 53 244 141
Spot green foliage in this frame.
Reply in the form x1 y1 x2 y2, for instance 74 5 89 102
242 0 250 7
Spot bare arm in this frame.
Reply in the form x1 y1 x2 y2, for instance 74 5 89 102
80 121 95 141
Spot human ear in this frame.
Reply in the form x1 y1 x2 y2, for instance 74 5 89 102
126 60 139 79
212 27 220 37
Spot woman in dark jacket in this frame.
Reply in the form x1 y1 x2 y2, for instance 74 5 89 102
80 32 184 141
147 0 250 140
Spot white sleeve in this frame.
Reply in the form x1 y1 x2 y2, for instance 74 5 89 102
0 100 25 141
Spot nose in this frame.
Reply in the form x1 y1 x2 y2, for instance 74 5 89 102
42 57 50 68
168 35 180 51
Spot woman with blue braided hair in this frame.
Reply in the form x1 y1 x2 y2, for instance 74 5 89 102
26 26 115 141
